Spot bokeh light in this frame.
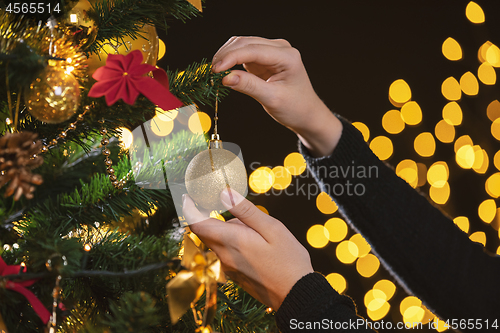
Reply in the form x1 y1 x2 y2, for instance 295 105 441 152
336 240 359 264
188 111 211 134
442 37 462 61
389 79 412 106
256 205 269 214
454 135 473 153
249 167 275 194
485 173 500 198
396 159 418 188
478 199 496 223
324 218 348 242
151 115 174 136
316 192 338 214
118 127 133 149
382 110 405 134
465 1 485 24
350 233 371 258
306 225 329 248
442 101 463 126
435 119 455 143
478 63 496 85
352 122 370 142
494 150 500 171
427 161 449 188
460 71 479 95
433 318 450 332
403 306 425 328
158 39 166 60
441 77 462 101
456 145 475 169
472 147 489 174
487 100 500 122
369 136 393 160
400 101 423 125
492 118 500 141
325 273 347 293
478 41 493 63
469 231 486 246
414 132 436 157
373 280 396 301
156 106 178 121
400 296 422 316
429 182 450 204
271 166 292 190
453 216 470 233
367 299 390 321
356 254 380 278
486 44 500 67
284 152 307 176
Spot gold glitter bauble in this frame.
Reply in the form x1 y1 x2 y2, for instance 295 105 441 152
87 24 159 75
25 66 81 124
63 0 98 50
185 146 247 211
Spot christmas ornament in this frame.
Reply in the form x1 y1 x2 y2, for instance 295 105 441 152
185 92 247 211
167 233 224 326
0 257 51 324
63 0 98 50
87 24 158 75
25 65 81 124
88 49 183 111
0 131 43 201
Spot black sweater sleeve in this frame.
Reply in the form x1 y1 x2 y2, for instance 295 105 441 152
284 116 500 329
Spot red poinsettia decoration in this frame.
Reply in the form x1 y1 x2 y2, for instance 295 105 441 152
88 50 183 111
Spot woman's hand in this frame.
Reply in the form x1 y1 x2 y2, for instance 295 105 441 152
182 188 314 310
213 36 342 157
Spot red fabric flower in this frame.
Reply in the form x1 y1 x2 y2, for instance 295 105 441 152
88 50 183 111
0 257 51 324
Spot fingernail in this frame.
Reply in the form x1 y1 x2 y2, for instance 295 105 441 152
220 188 243 208
213 61 222 72
223 73 239 86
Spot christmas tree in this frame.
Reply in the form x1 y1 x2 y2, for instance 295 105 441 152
0 0 276 331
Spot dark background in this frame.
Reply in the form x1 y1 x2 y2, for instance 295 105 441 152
161 0 500 329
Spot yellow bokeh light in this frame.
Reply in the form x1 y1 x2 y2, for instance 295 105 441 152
487 100 500 122
466 1 485 24
352 122 370 142
478 41 493 63
486 44 500 68
427 162 449 188
365 289 388 309
498 246 500 255
396 159 418 188
155 106 178 121
456 145 475 169
485 173 500 198
442 37 462 61
255 205 269 214
118 127 133 149
356 254 380 278
210 211 225 221
367 300 390 321
284 152 306 176
84 243 91 252
188 112 211 134
478 199 497 223
494 151 500 171
453 216 470 233
400 296 422 316
442 102 463 126
306 225 329 249
435 119 455 143
151 116 174 136
454 135 473 153
336 240 359 264
469 231 486 246
382 110 405 134
401 101 423 125
441 77 462 101
324 218 348 243
478 63 496 85
414 132 436 157
460 71 479 96
350 233 371 258
158 39 166 60
389 79 412 106
373 280 396 301
433 318 450 332
429 182 450 205
249 167 275 194
492 118 500 141
403 306 425 328
325 273 347 293
316 192 338 214
271 166 292 190
472 147 489 174
417 163 428 187
369 136 393 161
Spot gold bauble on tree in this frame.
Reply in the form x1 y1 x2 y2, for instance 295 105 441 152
63 0 98 50
25 65 81 124
87 24 159 74
185 139 247 211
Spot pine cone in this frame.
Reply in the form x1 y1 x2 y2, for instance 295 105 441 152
0 131 44 200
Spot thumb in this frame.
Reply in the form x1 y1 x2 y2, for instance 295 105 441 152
222 70 276 105
220 188 274 238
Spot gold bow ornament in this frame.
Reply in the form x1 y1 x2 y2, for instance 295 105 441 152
167 233 225 329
